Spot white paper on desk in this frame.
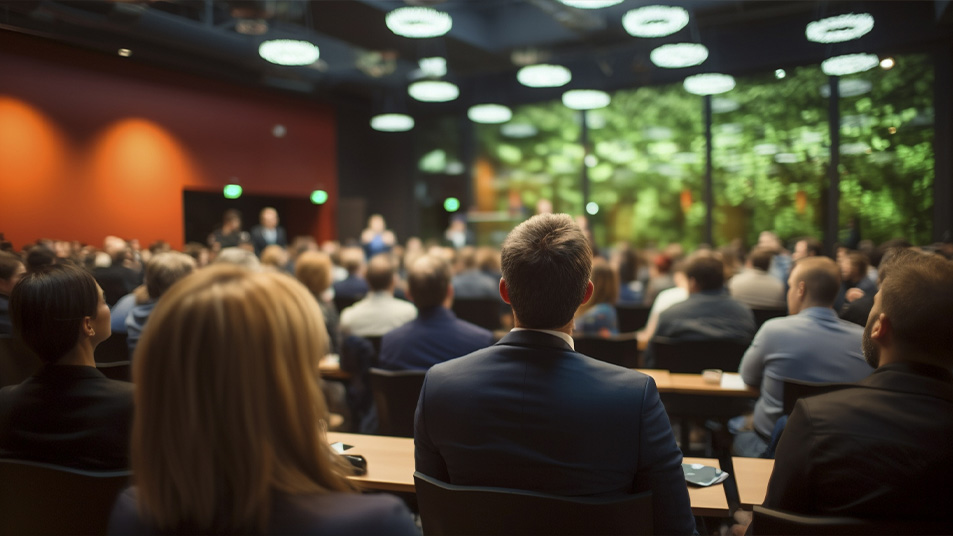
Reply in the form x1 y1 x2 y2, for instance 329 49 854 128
720 373 746 390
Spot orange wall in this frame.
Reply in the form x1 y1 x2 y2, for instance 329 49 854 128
0 31 337 250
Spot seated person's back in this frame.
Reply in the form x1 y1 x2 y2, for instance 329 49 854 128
340 254 416 337
0 264 133 470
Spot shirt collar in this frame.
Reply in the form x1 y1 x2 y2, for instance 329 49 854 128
511 327 574 350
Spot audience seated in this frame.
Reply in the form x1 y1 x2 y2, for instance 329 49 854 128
332 247 369 302
295 251 342 355
573 257 619 337
379 254 493 371
738 249 953 530
415 214 695 535
835 250 877 311
340 254 416 337
93 249 141 307
213 246 261 271
109 265 418 535
615 245 646 304
637 259 688 344
25 245 57 272
451 247 498 300
0 252 26 336
0 264 133 470
643 253 675 306
728 247 786 309
734 256 873 457
790 236 822 262
125 252 196 355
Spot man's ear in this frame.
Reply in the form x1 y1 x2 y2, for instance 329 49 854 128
797 280 807 298
499 278 510 304
870 312 890 343
580 280 594 305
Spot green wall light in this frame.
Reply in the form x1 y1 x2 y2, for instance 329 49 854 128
310 190 329 205
444 197 460 212
223 184 243 199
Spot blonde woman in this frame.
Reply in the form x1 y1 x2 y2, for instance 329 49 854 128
573 258 620 338
108 266 418 535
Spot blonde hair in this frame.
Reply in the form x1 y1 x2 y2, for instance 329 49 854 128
132 265 353 533
295 251 333 296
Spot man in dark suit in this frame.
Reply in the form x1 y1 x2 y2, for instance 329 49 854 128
379 254 493 371
751 249 953 526
250 207 288 257
414 214 695 535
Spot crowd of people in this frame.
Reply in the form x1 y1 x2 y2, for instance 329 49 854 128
1 209 951 534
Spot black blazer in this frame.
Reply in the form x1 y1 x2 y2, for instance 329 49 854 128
250 225 288 256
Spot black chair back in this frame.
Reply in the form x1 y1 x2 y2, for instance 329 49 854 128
414 472 653 536
652 337 749 373
574 334 640 368
0 336 41 388
752 308 788 330
368 368 427 437
94 333 129 363
0 458 131 536
96 361 132 382
452 298 502 331
781 379 851 415
615 305 651 332
752 505 953 535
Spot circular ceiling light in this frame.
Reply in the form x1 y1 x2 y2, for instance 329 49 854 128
468 104 513 124
408 80 459 102
805 13 874 43
517 64 572 88
557 0 624 8
683 73 736 95
258 39 319 66
562 89 611 110
370 113 414 132
622 5 689 38
386 7 452 38
821 53 879 76
649 43 708 68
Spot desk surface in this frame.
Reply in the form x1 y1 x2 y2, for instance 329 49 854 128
327 432 772 517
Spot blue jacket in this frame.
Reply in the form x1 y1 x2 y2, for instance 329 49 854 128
379 307 493 371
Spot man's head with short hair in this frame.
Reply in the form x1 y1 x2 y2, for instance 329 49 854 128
747 247 774 272
366 254 396 292
685 253 724 293
407 254 452 311
260 207 278 229
145 252 196 300
500 214 592 330
786 256 841 314
340 247 365 275
0 252 26 297
863 250 953 369
792 237 822 261
840 251 869 284
223 209 242 232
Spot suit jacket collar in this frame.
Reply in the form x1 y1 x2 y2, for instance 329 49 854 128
496 329 574 352
861 361 953 403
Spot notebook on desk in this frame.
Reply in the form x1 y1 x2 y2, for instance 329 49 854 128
682 463 729 487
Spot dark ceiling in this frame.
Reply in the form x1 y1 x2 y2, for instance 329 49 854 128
1 0 951 114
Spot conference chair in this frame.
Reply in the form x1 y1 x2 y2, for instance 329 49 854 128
615 304 651 333
96 361 132 382
368 368 427 437
650 337 750 373
751 308 788 330
574 333 640 368
0 458 131 536
0 336 41 388
751 505 953 535
414 472 653 536
94 333 129 363
452 298 503 331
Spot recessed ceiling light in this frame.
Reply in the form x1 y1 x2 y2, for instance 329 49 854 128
408 80 459 102
821 53 879 76
880 57 895 70
517 64 572 88
386 7 452 38
649 43 708 68
683 73 736 95
622 5 690 38
258 39 319 66
557 0 624 9
468 104 513 124
805 13 874 43
370 113 415 132
562 89 611 110
118 48 132 57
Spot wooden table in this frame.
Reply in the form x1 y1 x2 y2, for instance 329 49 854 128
327 432 773 516
318 355 350 381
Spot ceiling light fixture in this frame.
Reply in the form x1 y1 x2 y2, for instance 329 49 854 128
557 0 624 9
386 7 452 38
622 5 690 38
683 73 736 95
501 123 538 138
419 57 447 77
821 53 879 76
258 39 319 66
517 64 572 88
805 13 874 43
880 57 895 70
117 48 132 57
408 80 459 102
562 89 611 110
371 113 415 132
775 69 786 79
649 43 708 68
468 104 513 124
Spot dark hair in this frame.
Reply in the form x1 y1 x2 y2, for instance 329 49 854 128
26 245 56 272
223 209 241 224
792 256 841 306
501 214 592 329
796 237 823 257
879 249 953 362
365 254 395 292
408 255 451 310
748 247 774 272
10 264 101 363
617 247 640 284
845 251 869 283
685 254 724 291
0 252 24 280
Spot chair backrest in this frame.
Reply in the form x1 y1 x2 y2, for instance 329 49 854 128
96 361 132 382
0 336 41 388
752 505 953 535
615 305 651 332
751 308 788 330
574 334 640 368
0 458 131 536
652 337 749 373
94 333 129 364
414 472 653 536
781 379 851 415
452 298 502 331
368 368 427 437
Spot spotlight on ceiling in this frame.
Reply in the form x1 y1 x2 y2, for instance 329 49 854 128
821 53 879 76
805 13 874 43
562 89 611 110
556 0 624 8
517 64 572 88
468 104 513 124
683 73 736 95
386 6 452 38
622 5 690 38
370 113 415 132
258 39 319 66
408 80 460 102
649 43 708 68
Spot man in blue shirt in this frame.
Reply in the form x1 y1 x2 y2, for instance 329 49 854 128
735 256 873 457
